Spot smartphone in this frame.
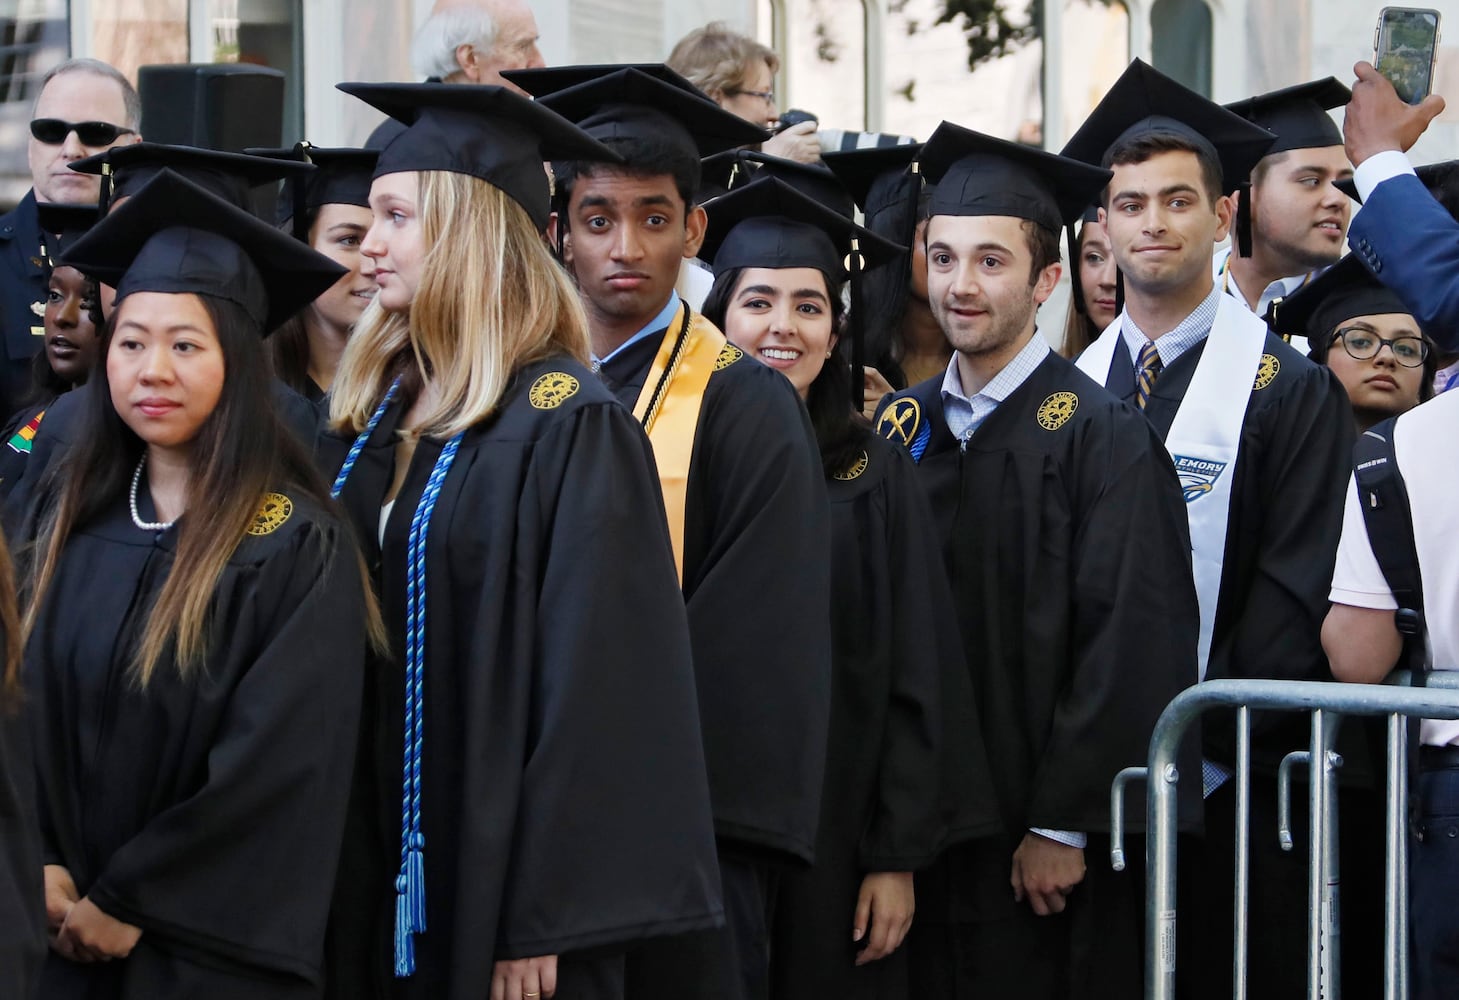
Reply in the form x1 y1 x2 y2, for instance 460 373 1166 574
1374 6 1442 104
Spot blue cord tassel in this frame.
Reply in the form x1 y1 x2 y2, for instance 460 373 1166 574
336 384 463 981
405 832 427 931
394 888 416 976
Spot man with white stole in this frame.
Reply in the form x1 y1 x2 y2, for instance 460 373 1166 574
1062 60 1368 999
1217 79 1355 355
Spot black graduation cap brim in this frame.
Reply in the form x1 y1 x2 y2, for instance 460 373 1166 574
1061 59 1277 194
36 202 100 264
60 169 348 334
1224 77 1349 154
920 121 1111 230
701 176 902 278
536 67 770 158
1335 159 1459 217
701 149 855 217
1267 254 1416 347
337 82 623 230
68 142 315 206
820 143 924 212
503 63 707 99
245 145 380 210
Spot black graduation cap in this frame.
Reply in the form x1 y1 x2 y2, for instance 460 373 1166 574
526 66 771 160
68 142 315 215
821 143 923 213
921 121 1111 232
245 143 379 241
502 63 707 100
700 149 855 217
35 202 100 267
1334 159 1459 217
1225 78 1349 155
701 176 902 277
1061 59 1276 198
1266 254 1417 360
1221 78 1351 257
60 168 348 334
336 82 622 231
701 175 903 407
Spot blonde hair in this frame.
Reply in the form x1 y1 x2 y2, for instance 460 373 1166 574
667 22 779 101
331 171 591 437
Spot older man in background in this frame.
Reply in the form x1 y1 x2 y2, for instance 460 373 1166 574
0 57 139 418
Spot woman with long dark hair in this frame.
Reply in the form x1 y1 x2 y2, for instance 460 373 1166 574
249 145 379 401
699 177 996 1000
1058 208 1118 359
19 169 379 999
323 84 720 1000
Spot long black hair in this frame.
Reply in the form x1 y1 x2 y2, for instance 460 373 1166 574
701 266 869 478
859 169 926 390
25 292 366 683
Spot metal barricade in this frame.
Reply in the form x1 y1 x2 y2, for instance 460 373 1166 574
1108 673 1459 1000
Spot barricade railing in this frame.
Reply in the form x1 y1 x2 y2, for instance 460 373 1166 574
1108 673 1459 1000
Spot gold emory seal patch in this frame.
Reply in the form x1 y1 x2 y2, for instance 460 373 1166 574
834 450 870 481
715 343 743 370
1253 354 1279 391
529 372 580 410
248 493 293 536
878 397 922 447
1036 391 1079 431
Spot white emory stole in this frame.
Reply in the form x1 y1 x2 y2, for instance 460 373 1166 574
1077 295 1267 678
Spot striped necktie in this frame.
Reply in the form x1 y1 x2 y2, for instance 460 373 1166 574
1135 340 1163 410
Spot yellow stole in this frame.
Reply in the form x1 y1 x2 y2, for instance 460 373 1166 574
632 301 726 581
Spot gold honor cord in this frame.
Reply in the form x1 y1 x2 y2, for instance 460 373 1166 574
632 302 726 581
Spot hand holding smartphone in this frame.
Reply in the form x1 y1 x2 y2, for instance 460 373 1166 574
1374 6 1442 105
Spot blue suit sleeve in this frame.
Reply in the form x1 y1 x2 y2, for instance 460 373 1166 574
1348 173 1459 352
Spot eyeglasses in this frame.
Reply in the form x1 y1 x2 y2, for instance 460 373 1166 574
1330 326 1430 367
729 88 775 103
30 118 135 146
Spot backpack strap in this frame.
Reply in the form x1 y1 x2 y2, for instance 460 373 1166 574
1353 418 1429 676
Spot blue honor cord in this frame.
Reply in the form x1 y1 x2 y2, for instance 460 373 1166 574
331 378 465 977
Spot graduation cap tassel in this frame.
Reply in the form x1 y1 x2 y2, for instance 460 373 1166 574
291 141 314 243
1235 183 1254 258
848 238 865 413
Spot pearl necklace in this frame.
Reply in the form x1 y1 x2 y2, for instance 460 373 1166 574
129 456 176 532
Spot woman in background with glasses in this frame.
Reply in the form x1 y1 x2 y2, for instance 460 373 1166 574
1271 255 1438 432
667 21 822 164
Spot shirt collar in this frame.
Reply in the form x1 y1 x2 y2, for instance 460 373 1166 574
1119 282 1224 368
941 332 1050 407
1214 245 1320 317
597 291 681 365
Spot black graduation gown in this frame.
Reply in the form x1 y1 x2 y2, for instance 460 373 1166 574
769 430 1000 1000
319 356 722 1000
25 489 367 999
874 352 1200 1000
1 681 44 1000
599 333 832 863
1093 332 1357 773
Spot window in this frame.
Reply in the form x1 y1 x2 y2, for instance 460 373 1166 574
1151 0 1211 97
0 0 69 205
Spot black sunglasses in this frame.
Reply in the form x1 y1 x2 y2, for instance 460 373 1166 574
29 118 135 146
